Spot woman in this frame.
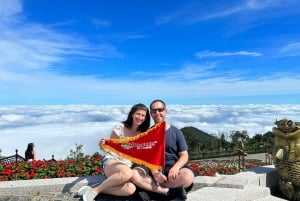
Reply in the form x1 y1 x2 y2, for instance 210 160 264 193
24 143 37 161
79 103 151 201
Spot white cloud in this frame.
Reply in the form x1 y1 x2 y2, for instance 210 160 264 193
91 18 111 28
279 42 300 56
0 0 122 75
0 104 299 160
196 50 262 58
0 0 22 18
245 0 281 10
0 24 121 72
0 64 300 105
155 0 286 25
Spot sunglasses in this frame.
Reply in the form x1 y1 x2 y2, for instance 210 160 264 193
150 108 165 113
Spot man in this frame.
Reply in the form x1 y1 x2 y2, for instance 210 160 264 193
131 99 194 201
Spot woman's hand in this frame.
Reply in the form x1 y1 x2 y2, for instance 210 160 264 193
98 138 105 149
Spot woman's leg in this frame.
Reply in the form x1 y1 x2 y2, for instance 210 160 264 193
101 182 136 196
83 160 135 200
92 160 134 195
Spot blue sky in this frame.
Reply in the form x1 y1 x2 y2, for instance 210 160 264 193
0 0 300 105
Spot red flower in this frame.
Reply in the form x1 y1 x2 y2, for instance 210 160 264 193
1 178 7 181
29 170 35 179
2 169 12 175
0 156 268 182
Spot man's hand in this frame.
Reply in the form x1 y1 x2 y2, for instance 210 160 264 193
168 166 180 182
153 171 167 184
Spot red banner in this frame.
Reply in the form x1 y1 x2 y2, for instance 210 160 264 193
102 121 166 170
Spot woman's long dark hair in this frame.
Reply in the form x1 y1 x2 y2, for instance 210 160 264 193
25 143 34 161
122 103 150 132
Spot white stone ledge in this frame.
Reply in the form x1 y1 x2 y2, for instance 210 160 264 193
0 176 104 196
0 165 287 201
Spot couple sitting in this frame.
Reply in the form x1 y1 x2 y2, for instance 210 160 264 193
78 100 194 201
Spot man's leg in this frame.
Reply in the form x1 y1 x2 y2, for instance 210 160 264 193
162 167 194 189
158 167 194 201
132 166 193 201
131 167 169 195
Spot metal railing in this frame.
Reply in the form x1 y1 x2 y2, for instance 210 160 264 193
0 149 25 164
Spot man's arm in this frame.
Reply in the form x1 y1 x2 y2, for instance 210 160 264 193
168 150 189 181
173 150 189 169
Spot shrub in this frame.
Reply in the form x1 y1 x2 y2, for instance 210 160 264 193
0 157 265 181
0 156 103 181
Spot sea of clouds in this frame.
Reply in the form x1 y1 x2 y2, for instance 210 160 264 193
1 104 300 160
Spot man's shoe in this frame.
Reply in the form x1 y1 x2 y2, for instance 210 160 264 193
169 199 185 201
167 186 187 200
138 191 150 201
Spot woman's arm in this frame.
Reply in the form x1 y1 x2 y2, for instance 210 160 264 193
98 131 120 149
32 150 37 160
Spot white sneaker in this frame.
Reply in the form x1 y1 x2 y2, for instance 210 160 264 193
78 186 92 196
83 189 97 201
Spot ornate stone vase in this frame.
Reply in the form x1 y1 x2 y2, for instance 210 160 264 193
273 118 300 201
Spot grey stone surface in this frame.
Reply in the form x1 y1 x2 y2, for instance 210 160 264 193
215 172 261 189
254 195 288 201
0 164 288 201
187 185 270 201
246 165 280 188
0 176 104 197
192 175 224 189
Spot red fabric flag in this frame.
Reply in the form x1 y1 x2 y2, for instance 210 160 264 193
102 121 166 170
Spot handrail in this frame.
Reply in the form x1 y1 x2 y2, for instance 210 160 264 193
0 149 25 164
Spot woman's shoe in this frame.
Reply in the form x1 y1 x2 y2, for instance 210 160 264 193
78 186 92 196
83 189 97 201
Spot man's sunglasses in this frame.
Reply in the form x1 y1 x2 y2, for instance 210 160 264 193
150 108 165 113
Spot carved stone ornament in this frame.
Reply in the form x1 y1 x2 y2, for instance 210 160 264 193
273 118 300 200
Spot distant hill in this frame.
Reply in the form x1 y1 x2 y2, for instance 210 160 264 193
181 126 220 152
181 126 217 141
